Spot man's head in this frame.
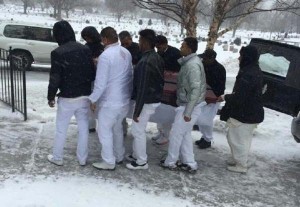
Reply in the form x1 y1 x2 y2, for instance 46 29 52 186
138 29 156 52
53 20 76 46
119 31 132 48
239 45 259 67
180 37 198 57
81 26 101 44
100 27 118 47
155 35 168 53
200 49 217 66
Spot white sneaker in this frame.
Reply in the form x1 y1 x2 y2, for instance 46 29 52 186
47 154 63 166
226 158 256 167
226 157 237 166
78 161 86 166
92 162 115 170
126 161 148 170
227 165 247 173
155 137 169 145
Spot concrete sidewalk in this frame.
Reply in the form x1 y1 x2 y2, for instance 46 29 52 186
0 115 299 207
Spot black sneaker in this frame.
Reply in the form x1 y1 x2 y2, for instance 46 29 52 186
198 139 211 149
159 160 178 171
89 128 96 133
177 163 197 174
125 154 137 162
195 137 205 146
126 161 148 170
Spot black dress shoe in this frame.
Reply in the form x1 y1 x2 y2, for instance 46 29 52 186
195 137 205 146
89 128 96 133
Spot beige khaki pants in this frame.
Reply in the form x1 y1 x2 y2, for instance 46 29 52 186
226 118 257 168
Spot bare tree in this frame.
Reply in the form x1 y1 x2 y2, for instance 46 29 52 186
105 0 135 22
206 0 300 48
47 0 64 19
133 0 200 37
21 0 33 14
0 0 4 4
61 0 80 18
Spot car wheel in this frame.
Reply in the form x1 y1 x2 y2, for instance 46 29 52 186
11 51 33 71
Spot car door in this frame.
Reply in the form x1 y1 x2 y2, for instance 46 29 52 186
25 26 58 64
250 38 300 117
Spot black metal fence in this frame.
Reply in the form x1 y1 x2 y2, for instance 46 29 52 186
0 48 27 121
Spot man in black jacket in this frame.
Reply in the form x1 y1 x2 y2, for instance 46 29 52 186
47 20 95 166
195 49 226 149
126 29 164 170
155 35 181 72
219 45 264 173
119 30 142 66
153 35 182 145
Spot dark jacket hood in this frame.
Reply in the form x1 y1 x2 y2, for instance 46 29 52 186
239 45 259 68
81 26 101 43
53 20 76 46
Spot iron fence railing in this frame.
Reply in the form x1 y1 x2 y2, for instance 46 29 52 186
0 48 27 121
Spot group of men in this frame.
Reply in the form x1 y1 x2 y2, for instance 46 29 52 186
47 20 227 174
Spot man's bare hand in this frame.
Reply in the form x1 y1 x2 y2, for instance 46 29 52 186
217 96 224 102
184 116 191 122
90 103 96 112
133 115 139 123
48 100 55 108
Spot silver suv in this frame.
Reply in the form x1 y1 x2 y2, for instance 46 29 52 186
0 21 58 70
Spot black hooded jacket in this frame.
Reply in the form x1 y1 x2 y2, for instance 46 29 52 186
81 26 104 58
47 20 95 101
158 45 181 72
221 45 264 124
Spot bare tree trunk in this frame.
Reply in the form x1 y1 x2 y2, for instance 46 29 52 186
206 0 230 49
117 14 122 23
66 10 69 18
180 23 184 36
57 3 62 20
232 26 237 38
183 0 199 37
297 15 300 34
23 1 28 14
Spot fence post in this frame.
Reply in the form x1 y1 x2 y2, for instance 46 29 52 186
9 47 15 112
22 56 27 121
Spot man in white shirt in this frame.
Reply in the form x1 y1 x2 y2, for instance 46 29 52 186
89 27 133 170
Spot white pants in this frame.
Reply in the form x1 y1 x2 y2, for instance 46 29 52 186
53 97 89 163
226 118 257 168
131 102 160 165
197 102 220 142
165 103 202 169
97 104 129 165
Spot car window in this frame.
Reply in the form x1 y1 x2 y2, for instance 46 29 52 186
3 24 55 42
259 53 290 77
29 26 55 42
3 25 26 39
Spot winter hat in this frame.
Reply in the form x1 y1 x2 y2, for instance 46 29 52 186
199 48 217 59
239 45 259 66
53 20 76 46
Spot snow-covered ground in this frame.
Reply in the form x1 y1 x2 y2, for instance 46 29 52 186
0 3 300 207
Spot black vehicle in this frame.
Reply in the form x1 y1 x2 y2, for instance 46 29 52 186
249 38 300 142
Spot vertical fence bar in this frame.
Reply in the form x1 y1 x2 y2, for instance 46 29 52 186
23 64 27 121
9 48 15 112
